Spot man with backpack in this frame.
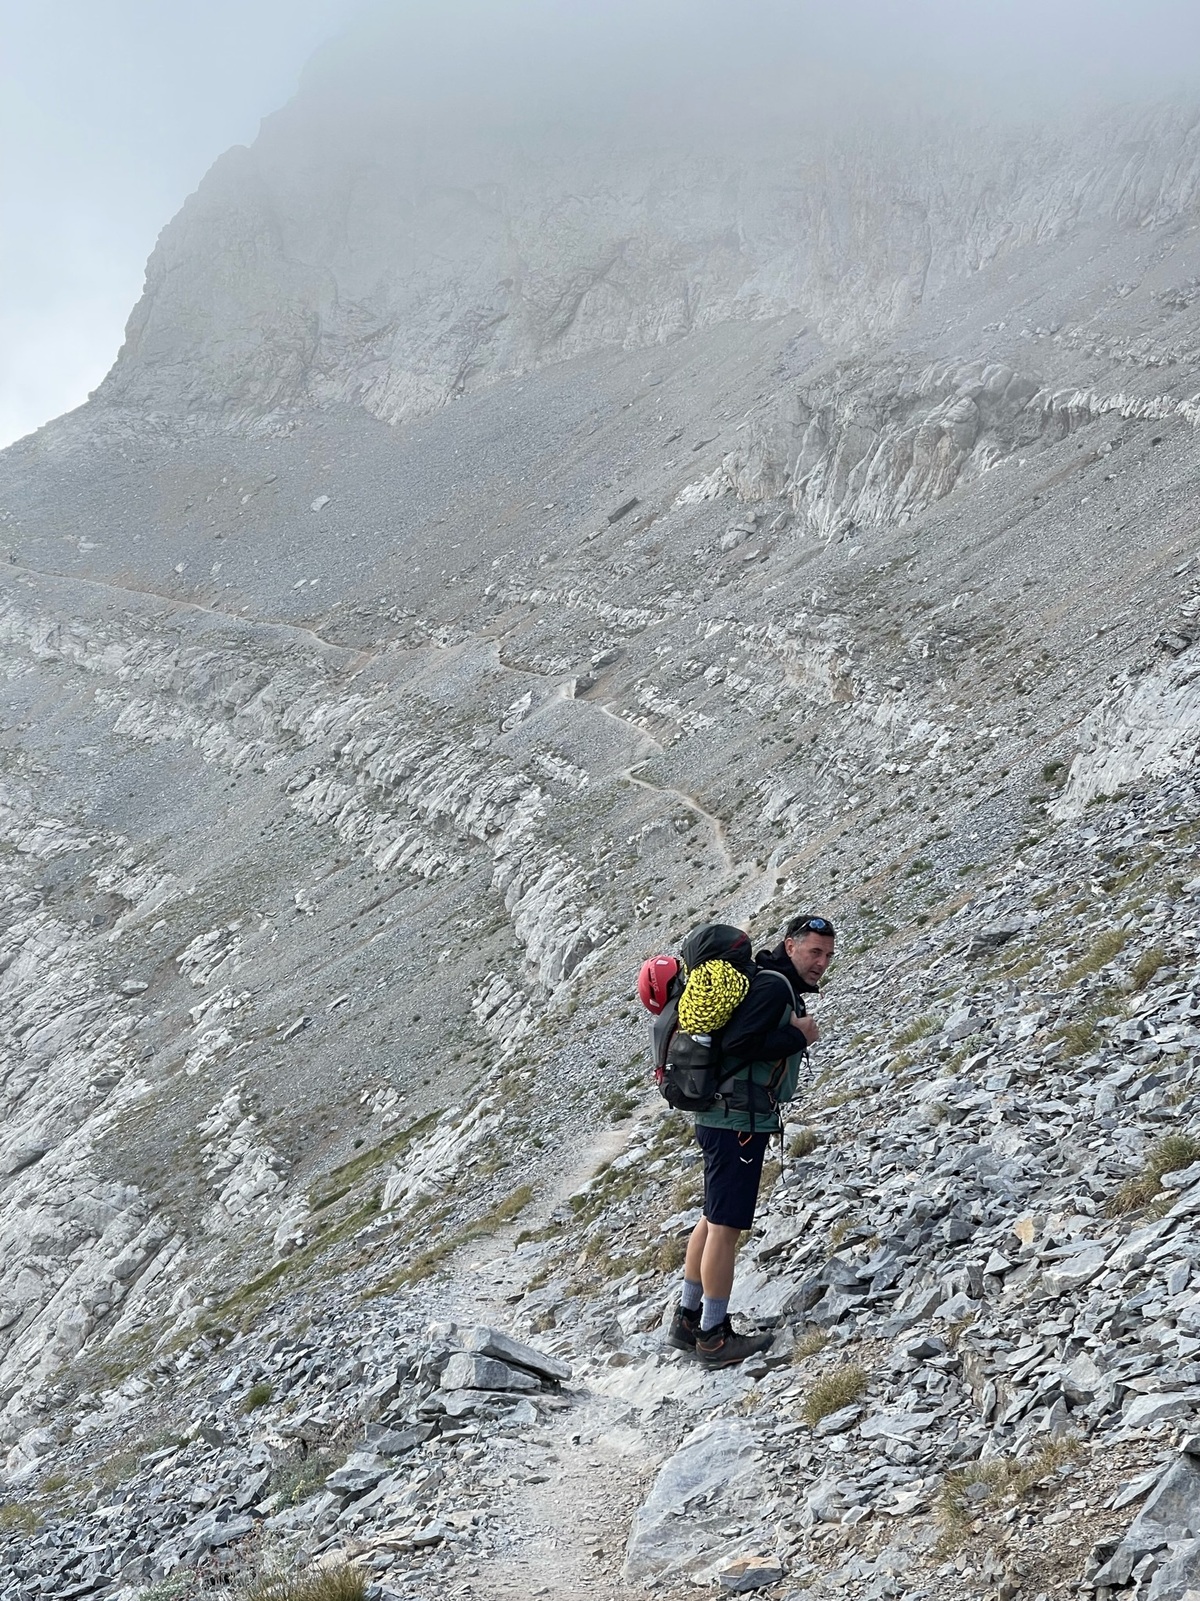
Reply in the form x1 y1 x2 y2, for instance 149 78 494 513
665 914 836 1368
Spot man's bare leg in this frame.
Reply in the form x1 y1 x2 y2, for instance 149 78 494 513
684 1215 739 1301
699 1221 739 1301
684 1216 708 1284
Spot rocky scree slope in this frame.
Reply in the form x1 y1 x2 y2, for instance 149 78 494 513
3 767 1200 1601
5 69 1200 1601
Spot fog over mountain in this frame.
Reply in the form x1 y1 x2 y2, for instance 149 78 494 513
5 4 1200 1598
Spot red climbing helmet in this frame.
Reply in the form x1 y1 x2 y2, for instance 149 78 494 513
637 954 681 1015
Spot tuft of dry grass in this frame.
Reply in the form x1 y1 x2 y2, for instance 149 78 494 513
1108 1133 1200 1216
1052 988 1122 1058
791 1328 829 1363
653 1234 688 1273
893 1012 943 1048
815 1085 864 1111
1063 928 1128 985
267 1450 341 1509
1129 945 1167 990
828 1215 861 1250
801 1363 869 1426
788 1128 821 1158
240 1563 368 1601
936 1437 1083 1550
0 1503 39 1535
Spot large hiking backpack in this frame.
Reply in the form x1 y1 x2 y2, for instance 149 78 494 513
638 924 767 1112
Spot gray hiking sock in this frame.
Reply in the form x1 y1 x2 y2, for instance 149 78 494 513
680 1278 702 1312
700 1295 729 1332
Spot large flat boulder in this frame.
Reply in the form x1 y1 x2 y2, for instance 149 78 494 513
624 1418 764 1584
461 1325 571 1383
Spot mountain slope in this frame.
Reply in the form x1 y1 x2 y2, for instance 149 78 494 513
3 22 1200 1600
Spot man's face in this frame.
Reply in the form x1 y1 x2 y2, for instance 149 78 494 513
785 933 835 987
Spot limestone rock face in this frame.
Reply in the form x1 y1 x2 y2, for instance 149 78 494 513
92 39 1200 436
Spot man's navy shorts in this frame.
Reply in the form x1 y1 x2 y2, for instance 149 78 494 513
695 1125 770 1230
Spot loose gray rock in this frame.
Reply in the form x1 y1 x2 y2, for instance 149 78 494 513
325 1451 391 1495
716 1554 785 1591
460 1326 571 1382
440 1353 540 1392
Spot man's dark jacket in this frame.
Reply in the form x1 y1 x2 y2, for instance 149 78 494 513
693 944 817 1132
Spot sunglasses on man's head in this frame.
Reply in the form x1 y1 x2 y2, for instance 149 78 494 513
786 915 836 938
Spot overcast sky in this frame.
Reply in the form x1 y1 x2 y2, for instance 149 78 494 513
4 0 1200 451
0 0 360 448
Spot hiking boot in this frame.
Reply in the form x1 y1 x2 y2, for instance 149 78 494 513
665 1303 701 1351
695 1316 772 1369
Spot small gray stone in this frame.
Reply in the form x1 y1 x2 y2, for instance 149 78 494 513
1130 1456 1200 1542
1148 1537 1200 1600
943 1008 981 1042
0 1143 49 1177
813 1404 862 1436
717 1554 785 1591
624 1419 762 1583
325 1451 390 1495
1041 1245 1106 1296
363 1424 423 1456
181 1509 255 1553
858 1411 938 1440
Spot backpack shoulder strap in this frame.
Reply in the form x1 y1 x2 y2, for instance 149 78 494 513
757 968 796 1026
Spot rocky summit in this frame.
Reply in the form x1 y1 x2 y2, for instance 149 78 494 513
5 9 1200 1600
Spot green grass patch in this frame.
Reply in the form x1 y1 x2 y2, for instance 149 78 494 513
318 1108 443 1195
1107 1133 1200 1217
893 1013 943 1048
217 1193 384 1320
241 1380 274 1414
1063 928 1128 984
601 1089 639 1123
